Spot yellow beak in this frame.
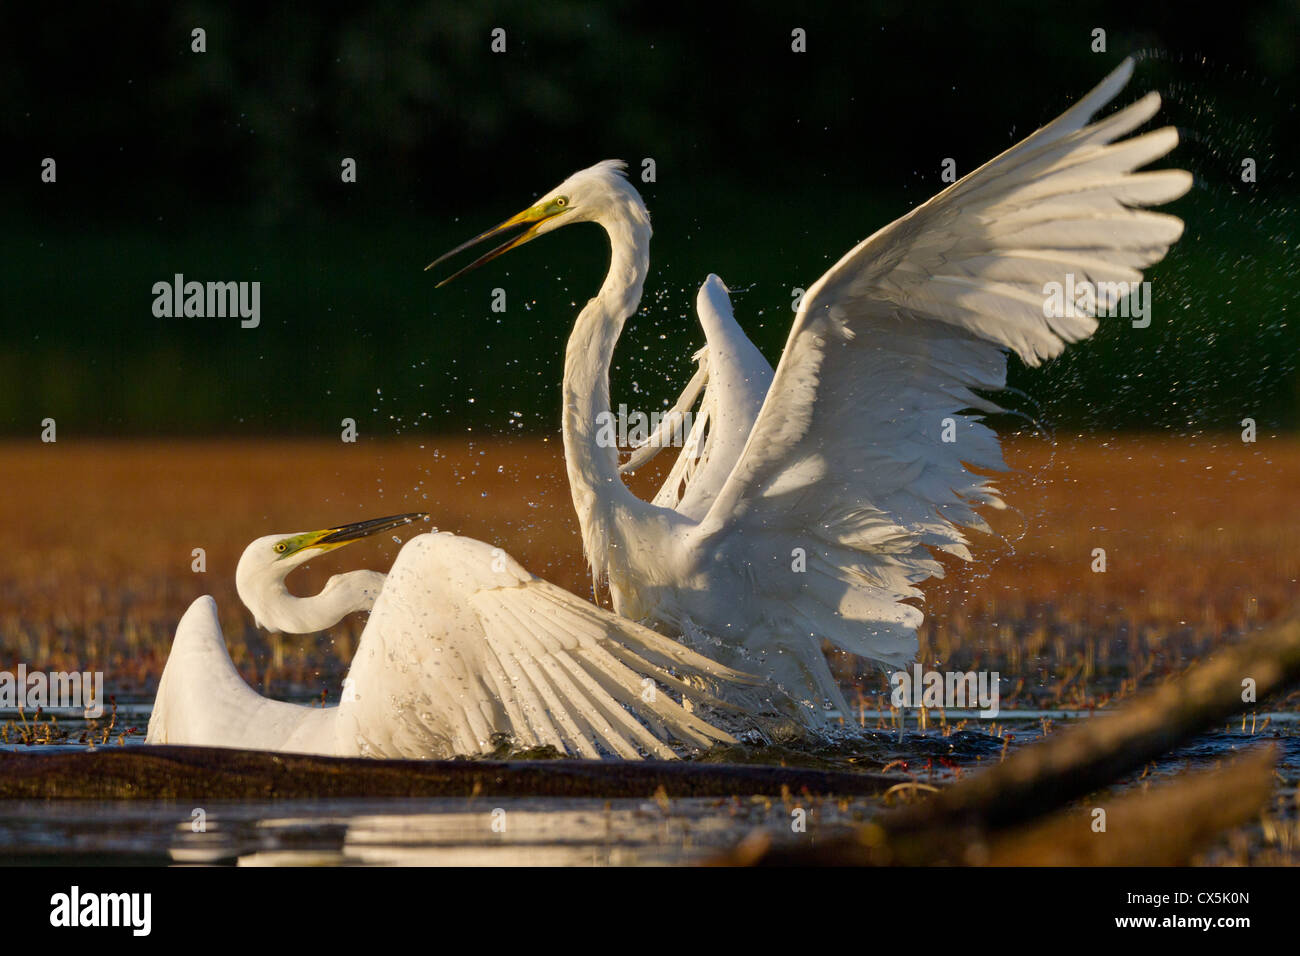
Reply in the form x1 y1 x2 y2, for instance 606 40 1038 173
288 513 429 558
425 203 561 287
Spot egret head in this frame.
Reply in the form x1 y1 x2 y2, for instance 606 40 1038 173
427 160 645 286
235 513 427 631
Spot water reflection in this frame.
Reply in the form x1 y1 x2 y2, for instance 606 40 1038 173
2 712 1295 865
73 796 871 866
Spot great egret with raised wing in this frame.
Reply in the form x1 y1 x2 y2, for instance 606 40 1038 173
147 513 752 758
428 58 1192 726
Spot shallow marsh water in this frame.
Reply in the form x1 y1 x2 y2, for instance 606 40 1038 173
2 703 1296 866
2 439 1298 864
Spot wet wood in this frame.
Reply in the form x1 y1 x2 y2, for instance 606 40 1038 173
979 746 1275 866
728 745 1277 866
722 611 1300 865
886 613 1300 836
0 745 899 800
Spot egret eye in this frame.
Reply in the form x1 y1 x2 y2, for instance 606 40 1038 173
555 197 567 207
274 542 288 554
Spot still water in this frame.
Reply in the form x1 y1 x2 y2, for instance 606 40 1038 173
2 704 1296 865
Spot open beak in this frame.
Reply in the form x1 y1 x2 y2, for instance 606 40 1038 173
299 513 429 554
425 203 561 287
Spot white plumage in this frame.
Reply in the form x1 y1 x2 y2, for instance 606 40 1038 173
148 528 752 759
622 275 775 520
431 58 1191 726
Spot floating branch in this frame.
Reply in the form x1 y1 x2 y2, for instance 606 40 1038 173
0 746 901 800
725 611 1300 865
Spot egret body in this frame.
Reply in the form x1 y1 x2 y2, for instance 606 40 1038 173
148 515 752 759
430 59 1191 725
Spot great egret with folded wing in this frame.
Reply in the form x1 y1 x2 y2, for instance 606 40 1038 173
147 514 751 758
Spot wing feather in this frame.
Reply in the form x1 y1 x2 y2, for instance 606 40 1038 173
444 537 754 756
621 276 775 520
682 58 1190 709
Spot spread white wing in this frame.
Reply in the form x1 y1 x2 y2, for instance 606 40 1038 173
340 533 756 759
683 58 1191 709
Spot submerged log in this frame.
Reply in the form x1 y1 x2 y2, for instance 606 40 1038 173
724 611 1300 865
978 746 1275 866
734 745 1276 865
0 745 899 800
888 614 1300 836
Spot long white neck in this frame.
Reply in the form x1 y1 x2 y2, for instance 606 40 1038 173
562 202 654 582
249 570 387 634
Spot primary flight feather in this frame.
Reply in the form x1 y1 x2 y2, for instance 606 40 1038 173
148 516 753 758
429 58 1191 726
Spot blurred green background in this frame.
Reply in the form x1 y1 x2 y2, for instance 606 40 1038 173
1 0 1296 436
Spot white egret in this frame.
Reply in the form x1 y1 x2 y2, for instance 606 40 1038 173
429 58 1192 725
147 514 753 759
